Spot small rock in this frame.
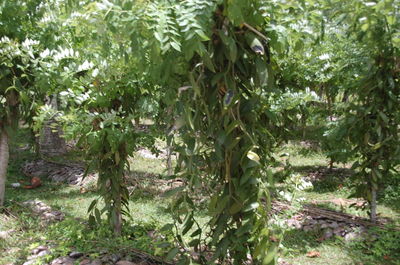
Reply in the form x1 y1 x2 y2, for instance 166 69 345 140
324 228 333 239
110 254 121 263
99 249 108 255
44 212 56 218
333 227 343 235
89 259 102 265
39 206 51 212
116 261 136 265
345 231 358 241
321 223 329 229
37 249 51 257
329 222 339 229
53 211 63 216
305 219 317 225
303 225 312 232
69 251 84 259
32 246 48 255
27 255 37 260
289 219 302 229
80 259 91 265
51 256 75 265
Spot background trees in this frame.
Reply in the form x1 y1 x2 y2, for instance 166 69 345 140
321 0 400 222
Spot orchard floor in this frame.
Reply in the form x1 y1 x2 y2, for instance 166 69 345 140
1 129 399 265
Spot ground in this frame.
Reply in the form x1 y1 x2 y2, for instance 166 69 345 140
0 129 399 265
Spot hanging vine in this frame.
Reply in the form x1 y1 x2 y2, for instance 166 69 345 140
158 1 279 264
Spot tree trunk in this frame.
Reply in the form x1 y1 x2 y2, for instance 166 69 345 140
134 117 140 126
166 145 173 176
165 107 173 176
328 159 334 171
39 94 66 157
0 129 10 207
114 193 122 236
370 186 377 223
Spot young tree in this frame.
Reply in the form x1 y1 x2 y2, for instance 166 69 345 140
320 0 400 222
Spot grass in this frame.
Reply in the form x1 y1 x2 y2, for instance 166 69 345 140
275 142 400 265
1 131 399 265
1 129 177 265
281 229 355 265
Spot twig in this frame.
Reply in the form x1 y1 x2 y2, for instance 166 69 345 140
2 207 17 219
243 23 269 42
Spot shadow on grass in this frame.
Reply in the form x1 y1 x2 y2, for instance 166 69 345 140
343 227 400 265
282 229 322 256
381 199 400 213
290 165 355 193
2 202 171 265
282 228 399 265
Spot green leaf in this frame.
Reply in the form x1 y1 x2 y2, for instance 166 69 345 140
372 142 382 150
166 247 180 261
195 29 210 41
162 186 185 197
182 217 194 235
95 208 102 223
229 201 242 214
256 57 268 86
190 228 202 237
202 53 216 72
88 199 98 213
171 42 181 52
262 244 278 264
244 202 259 212
88 215 96 227
247 151 260 163
246 34 264 55
361 23 369 31
160 224 174 232
378 111 389 124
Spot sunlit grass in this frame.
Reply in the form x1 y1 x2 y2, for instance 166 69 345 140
1 130 399 265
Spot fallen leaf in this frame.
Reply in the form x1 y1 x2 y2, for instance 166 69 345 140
306 251 320 258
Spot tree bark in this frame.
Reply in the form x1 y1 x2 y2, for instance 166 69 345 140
39 94 66 157
370 186 377 223
0 129 10 207
114 193 122 236
166 145 173 176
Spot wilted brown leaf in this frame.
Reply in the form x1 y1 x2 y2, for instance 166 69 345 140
306 251 320 258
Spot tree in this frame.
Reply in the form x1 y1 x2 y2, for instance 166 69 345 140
130 0 285 263
324 0 400 222
0 38 41 206
0 0 48 206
